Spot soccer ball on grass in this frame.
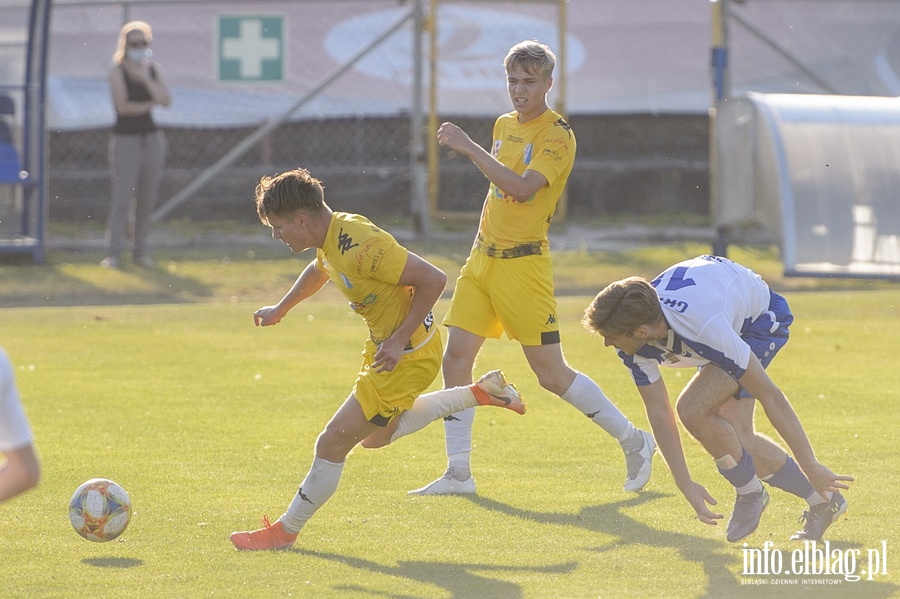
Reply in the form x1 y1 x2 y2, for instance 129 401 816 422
68 478 132 542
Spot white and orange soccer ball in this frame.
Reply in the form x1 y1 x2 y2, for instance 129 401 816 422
68 478 132 542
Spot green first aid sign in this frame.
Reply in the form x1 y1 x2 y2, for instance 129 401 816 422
218 15 284 82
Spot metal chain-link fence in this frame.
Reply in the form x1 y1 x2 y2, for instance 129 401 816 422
48 0 424 225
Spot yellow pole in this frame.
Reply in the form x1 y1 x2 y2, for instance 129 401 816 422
710 0 729 255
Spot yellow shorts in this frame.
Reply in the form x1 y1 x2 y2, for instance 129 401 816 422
443 248 560 346
352 328 442 425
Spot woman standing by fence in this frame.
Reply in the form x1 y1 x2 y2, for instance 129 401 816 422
102 20 171 269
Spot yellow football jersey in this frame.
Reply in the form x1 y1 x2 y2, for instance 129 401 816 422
315 212 433 350
478 108 576 251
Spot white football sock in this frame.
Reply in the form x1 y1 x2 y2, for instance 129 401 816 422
390 386 477 443
807 491 830 507
561 372 631 440
279 456 343 534
735 476 764 495
443 406 475 472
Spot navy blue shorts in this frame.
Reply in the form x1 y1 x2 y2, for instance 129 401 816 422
736 291 792 398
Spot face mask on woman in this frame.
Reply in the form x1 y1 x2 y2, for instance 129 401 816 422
126 48 152 62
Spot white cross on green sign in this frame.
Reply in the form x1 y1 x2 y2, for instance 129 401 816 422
218 15 284 82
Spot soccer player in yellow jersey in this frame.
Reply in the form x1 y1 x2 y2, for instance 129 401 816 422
230 168 526 551
410 40 657 496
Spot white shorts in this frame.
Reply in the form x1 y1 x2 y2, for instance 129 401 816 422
0 349 34 452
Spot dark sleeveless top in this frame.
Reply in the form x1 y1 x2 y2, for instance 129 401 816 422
112 64 158 135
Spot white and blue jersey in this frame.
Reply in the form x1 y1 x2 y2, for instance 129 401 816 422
620 255 793 391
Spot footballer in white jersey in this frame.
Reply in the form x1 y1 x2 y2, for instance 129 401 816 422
619 255 792 393
584 256 853 543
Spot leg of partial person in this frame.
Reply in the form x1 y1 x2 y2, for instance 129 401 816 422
408 327 484 495
677 367 768 542
372 371 525 447
105 134 142 266
523 343 655 491
231 396 377 550
719 396 847 540
132 130 166 265
721 397 827 504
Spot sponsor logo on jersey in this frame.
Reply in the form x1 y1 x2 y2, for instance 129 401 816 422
354 241 385 274
490 182 513 202
661 297 689 313
542 147 563 162
506 134 523 143
369 246 385 273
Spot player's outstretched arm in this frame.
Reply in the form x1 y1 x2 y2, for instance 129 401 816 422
739 355 854 496
639 380 723 525
254 259 329 327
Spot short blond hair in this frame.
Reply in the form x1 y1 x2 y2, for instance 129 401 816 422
504 40 555 79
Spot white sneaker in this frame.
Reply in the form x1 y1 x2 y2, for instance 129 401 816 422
408 468 476 496
623 429 656 492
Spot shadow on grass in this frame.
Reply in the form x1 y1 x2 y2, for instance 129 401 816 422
297 548 576 599
81 557 144 568
0 260 214 307
466 492 898 599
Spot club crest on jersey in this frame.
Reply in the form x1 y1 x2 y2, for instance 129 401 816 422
523 143 533 165
663 352 683 365
349 293 378 312
337 228 359 254
339 273 353 288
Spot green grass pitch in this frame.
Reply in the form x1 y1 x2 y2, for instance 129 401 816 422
1 243 898 598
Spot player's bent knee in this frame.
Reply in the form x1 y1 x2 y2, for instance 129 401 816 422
314 431 356 461
676 398 703 434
